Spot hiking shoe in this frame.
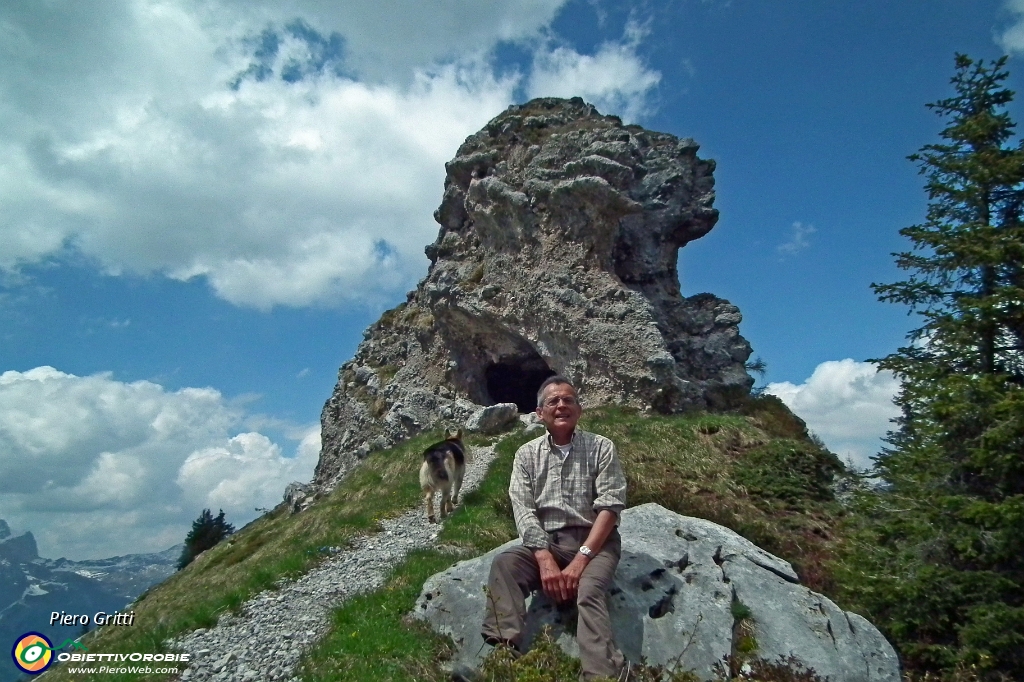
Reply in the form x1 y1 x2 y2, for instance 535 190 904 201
482 636 521 659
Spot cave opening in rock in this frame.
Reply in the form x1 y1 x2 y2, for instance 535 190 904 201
485 354 556 413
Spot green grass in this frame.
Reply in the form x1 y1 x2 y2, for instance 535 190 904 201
298 430 529 682
46 396 848 681
438 429 531 552
300 398 849 681
473 628 827 682
41 429 483 682
298 549 458 682
580 398 845 593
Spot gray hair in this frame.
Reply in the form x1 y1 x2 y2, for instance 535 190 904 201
536 375 576 408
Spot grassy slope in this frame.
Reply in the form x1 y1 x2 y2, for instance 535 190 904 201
40 430 492 682
300 397 846 681
42 396 846 682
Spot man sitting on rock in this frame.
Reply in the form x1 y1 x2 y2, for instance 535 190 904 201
482 375 630 681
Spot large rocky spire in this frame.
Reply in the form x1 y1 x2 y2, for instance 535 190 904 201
315 97 753 489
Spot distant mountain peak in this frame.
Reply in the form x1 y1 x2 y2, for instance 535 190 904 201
0 524 180 682
0 528 39 563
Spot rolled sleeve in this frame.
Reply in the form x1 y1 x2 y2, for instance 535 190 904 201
508 447 549 549
592 438 627 518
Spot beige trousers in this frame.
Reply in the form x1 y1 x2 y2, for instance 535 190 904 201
481 526 624 680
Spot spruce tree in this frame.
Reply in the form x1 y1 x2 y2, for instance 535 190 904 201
177 508 235 570
841 54 1024 679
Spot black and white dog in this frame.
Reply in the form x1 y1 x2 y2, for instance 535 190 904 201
419 428 468 523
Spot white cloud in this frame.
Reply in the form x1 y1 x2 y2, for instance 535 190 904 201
526 20 661 123
777 221 816 256
0 367 316 559
0 0 660 310
765 359 901 470
177 431 319 513
998 0 1024 53
218 0 569 82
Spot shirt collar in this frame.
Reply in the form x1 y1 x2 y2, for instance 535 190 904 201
546 430 576 452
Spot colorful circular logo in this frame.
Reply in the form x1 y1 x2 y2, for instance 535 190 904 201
12 632 54 675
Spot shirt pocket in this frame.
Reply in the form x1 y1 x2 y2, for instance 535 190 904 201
561 453 590 512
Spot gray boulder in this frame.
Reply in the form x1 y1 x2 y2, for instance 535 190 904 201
466 402 520 434
282 482 313 513
413 503 899 682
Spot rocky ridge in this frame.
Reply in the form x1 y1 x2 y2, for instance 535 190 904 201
317 97 754 490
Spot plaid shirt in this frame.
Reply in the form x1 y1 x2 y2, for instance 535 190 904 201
509 429 628 550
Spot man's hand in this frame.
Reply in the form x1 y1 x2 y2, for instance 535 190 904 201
560 553 589 599
534 549 570 603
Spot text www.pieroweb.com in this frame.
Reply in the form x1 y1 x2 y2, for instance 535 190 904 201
66 665 179 675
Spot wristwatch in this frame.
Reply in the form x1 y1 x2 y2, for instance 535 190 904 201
578 545 593 557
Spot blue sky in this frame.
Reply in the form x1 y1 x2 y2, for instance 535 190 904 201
2 0 1024 559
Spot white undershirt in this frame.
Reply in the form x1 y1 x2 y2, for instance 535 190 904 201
555 443 572 459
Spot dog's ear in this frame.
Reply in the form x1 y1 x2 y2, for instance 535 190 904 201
455 428 463 440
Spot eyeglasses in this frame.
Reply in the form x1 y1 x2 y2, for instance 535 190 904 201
541 396 578 408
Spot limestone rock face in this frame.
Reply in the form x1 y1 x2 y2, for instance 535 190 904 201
316 98 753 489
413 504 900 682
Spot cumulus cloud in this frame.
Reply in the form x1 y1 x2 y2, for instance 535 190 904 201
527 20 661 122
0 0 662 310
1 9 517 309
0 367 316 559
998 0 1024 53
219 0 569 82
177 431 318 512
765 359 901 470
